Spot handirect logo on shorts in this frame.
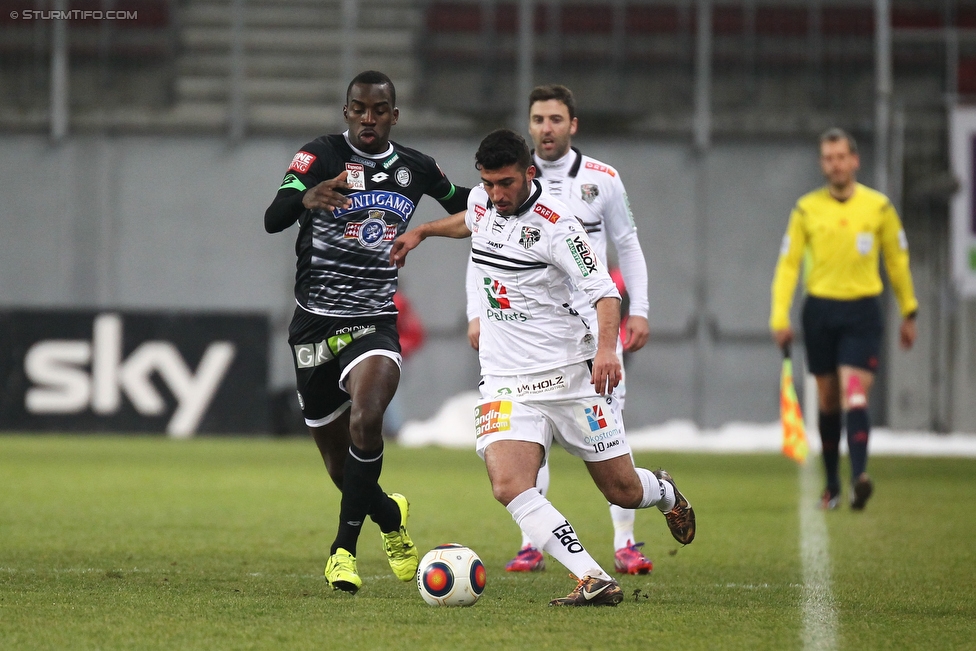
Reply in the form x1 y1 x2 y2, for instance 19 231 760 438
567 234 598 276
474 400 512 437
344 212 397 248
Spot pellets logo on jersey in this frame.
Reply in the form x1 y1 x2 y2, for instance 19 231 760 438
580 183 599 204
519 226 541 249
533 203 560 224
567 235 598 276
474 400 512 437
585 404 608 431
288 151 316 174
483 278 511 309
585 161 615 177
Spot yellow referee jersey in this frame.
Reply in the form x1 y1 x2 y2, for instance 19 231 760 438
769 183 918 331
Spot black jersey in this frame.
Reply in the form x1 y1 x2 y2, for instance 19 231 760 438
270 133 467 317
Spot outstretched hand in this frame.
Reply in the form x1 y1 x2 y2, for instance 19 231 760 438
390 229 425 268
303 171 353 213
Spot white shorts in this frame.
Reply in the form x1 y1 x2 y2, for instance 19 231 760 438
474 361 631 463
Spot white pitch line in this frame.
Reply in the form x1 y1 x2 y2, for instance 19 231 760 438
799 459 839 651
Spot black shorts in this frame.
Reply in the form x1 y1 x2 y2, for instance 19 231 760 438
801 296 882 376
287 307 401 426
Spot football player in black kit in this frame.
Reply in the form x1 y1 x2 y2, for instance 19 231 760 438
264 71 469 594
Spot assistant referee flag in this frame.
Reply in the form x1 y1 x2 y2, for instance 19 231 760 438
780 346 809 464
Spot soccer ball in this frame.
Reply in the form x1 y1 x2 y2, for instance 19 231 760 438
416 544 486 607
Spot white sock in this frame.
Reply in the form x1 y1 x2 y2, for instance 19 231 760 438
506 488 610 580
610 504 637 551
519 463 551 548
636 467 675 511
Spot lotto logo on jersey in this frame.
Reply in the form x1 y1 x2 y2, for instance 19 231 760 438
483 278 511 309
288 151 316 174
533 203 560 224
567 235 598 276
474 400 512 437
585 161 615 177
585 405 608 431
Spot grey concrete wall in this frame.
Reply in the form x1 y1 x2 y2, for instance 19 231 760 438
1 134 969 430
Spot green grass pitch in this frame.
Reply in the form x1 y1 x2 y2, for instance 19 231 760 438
1 435 974 650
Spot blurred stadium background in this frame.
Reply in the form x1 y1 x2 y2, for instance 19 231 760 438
2 0 975 437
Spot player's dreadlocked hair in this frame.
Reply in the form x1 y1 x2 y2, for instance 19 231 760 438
475 129 533 172
529 84 576 121
346 70 396 106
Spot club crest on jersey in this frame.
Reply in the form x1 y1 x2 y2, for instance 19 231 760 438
288 151 316 174
331 190 416 222
395 167 411 187
580 183 599 204
519 226 541 249
533 203 560 224
567 234 598 276
344 211 396 248
345 163 366 190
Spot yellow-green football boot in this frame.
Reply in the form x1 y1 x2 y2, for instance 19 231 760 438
324 548 362 594
382 493 419 581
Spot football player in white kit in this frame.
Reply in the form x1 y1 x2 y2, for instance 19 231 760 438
391 129 695 606
465 85 654 575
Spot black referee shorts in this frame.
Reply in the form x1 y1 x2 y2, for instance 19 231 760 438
287 307 401 426
801 295 882 376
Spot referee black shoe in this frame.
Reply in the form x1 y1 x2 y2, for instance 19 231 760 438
850 473 874 511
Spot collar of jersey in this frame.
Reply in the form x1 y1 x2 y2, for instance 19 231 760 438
533 147 583 179
342 130 394 160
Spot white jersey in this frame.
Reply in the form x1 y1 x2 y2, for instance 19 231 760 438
466 148 648 327
464 180 620 376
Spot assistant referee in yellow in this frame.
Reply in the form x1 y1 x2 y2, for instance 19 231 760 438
770 128 918 511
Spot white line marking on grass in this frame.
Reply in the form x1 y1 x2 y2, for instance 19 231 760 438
799 460 839 651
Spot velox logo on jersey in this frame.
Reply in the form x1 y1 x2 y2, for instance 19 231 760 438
482 278 511 309
585 161 615 177
567 234 598 276
474 400 512 437
331 191 416 222
344 212 397 248
288 151 316 174
533 203 560 224
345 163 366 190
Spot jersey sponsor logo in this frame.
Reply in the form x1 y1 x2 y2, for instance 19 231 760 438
580 183 599 204
382 152 400 169
551 520 584 553
515 374 565 396
483 278 511 309
533 203 560 224
855 232 874 255
474 400 512 437
331 190 416 222
567 235 598 276
585 404 608 430
579 403 623 447
585 161 615 177
350 155 376 168
345 163 366 190
395 167 411 187
519 226 541 249
343 212 397 248
371 172 389 183
288 151 316 174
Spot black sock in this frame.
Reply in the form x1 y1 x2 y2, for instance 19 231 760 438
819 411 842 495
846 407 870 482
331 443 387 556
